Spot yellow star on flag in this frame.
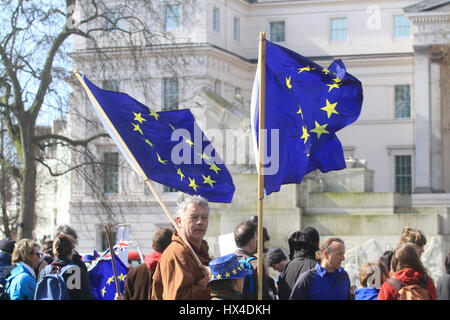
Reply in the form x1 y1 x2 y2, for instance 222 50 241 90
145 139 153 148
177 168 185 181
297 66 311 73
202 175 216 187
168 123 175 130
297 105 304 119
209 162 221 174
326 82 340 92
102 287 107 297
148 108 160 120
300 126 310 144
216 274 222 280
184 137 194 147
118 273 126 282
188 177 199 192
333 76 342 83
132 122 143 135
225 272 231 278
133 112 146 124
311 121 329 139
156 153 168 164
322 68 330 75
321 99 339 119
198 152 211 161
285 76 292 90
106 276 114 285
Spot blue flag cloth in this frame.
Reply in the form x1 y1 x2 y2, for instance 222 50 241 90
88 250 129 300
251 41 363 196
82 74 235 203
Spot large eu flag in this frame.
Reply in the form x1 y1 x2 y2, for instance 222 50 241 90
251 41 363 196
82 74 235 203
88 250 129 300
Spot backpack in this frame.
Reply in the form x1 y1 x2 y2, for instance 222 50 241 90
386 275 431 300
34 264 73 300
238 256 256 300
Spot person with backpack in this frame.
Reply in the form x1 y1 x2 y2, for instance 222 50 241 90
35 234 93 300
5 239 41 300
234 220 273 300
378 243 437 300
355 262 389 300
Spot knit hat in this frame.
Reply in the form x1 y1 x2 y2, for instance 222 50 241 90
208 253 252 284
0 238 15 255
266 248 287 266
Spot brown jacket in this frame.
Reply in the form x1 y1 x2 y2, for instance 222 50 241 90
122 263 153 300
151 234 212 300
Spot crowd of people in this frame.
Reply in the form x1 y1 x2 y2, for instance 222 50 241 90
0 194 449 301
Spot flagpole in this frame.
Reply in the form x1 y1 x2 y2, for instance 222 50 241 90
73 70 206 274
105 224 121 298
257 31 266 301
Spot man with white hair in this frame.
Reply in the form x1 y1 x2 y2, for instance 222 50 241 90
152 195 212 300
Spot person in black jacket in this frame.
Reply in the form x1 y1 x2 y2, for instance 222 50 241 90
437 251 450 300
277 227 320 299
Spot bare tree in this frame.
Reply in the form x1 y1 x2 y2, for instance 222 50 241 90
0 0 199 239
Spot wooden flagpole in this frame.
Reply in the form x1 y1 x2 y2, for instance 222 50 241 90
257 31 266 301
73 70 205 273
105 224 121 298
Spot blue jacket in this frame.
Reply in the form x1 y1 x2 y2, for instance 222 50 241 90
6 262 37 300
289 263 352 300
355 287 379 300
0 252 12 286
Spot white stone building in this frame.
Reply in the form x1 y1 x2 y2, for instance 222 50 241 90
65 0 449 284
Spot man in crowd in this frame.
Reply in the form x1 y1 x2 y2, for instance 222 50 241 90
289 237 352 300
152 195 212 300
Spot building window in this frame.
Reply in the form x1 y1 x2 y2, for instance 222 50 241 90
395 85 411 119
213 7 220 32
394 16 410 38
163 186 177 193
330 17 347 42
234 17 240 41
214 80 221 95
100 225 117 252
235 87 241 96
104 152 119 194
102 80 120 92
164 4 180 30
395 155 412 194
163 78 179 110
270 21 285 42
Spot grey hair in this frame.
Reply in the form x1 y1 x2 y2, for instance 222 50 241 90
176 195 209 218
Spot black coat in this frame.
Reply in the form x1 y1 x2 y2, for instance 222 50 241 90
278 250 317 300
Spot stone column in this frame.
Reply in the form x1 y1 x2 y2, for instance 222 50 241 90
413 45 432 193
430 57 443 192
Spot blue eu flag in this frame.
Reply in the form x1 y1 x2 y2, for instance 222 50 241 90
251 41 363 196
82 74 235 203
88 250 129 300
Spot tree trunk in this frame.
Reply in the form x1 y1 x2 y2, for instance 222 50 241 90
16 118 37 240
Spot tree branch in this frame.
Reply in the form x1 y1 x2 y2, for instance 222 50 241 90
34 132 110 146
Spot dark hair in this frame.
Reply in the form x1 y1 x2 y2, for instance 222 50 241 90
152 228 173 253
55 225 78 244
391 243 429 278
53 234 74 259
445 252 450 275
42 240 54 253
378 250 394 273
288 229 319 260
266 248 287 266
234 220 257 248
